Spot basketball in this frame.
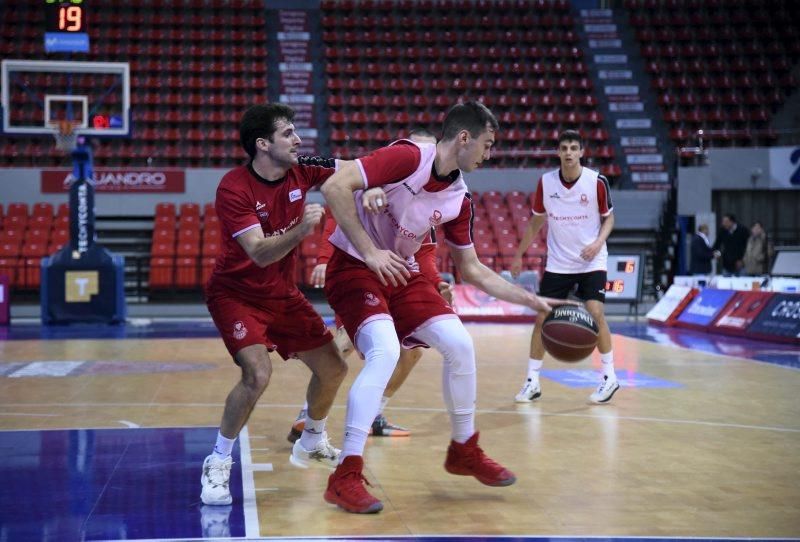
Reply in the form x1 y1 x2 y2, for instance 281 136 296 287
541 306 599 363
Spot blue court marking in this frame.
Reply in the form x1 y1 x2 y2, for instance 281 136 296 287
0 320 222 341
0 427 245 541
540 368 682 388
610 322 800 370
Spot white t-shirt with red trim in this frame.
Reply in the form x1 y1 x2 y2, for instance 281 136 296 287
532 166 613 274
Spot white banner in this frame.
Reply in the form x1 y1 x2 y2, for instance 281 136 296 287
768 146 800 189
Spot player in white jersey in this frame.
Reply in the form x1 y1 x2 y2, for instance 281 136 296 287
319 102 573 514
510 130 620 405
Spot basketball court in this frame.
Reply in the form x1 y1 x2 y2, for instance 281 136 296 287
1 319 798 541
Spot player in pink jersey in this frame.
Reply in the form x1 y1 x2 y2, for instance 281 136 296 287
200 104 348 507
510 129 619 405
318 101 572 514
287 129 451 441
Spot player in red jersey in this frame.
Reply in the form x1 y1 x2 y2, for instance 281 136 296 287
318 102 572 514
287 129 451 441
200 104 348 506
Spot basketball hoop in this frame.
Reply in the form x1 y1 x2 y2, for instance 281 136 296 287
53 120 79 153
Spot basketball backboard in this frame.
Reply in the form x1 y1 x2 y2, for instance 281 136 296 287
1 59 130 137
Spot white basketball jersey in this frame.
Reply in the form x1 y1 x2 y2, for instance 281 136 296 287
537 167 608 274
329 140 468 266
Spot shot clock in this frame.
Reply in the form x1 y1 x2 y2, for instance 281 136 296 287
604 255 643 302
44 0 90 53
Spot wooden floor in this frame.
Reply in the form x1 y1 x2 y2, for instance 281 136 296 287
1 322 799 539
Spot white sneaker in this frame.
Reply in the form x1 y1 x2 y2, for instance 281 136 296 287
201 454 233 505
289 431 340 469
589 375 620 404
515 378 542 403
200 504 232 538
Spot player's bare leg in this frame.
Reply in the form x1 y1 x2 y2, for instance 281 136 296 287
515 312 546 403
289 342 348 469
203 344 272 505
585 300 619 403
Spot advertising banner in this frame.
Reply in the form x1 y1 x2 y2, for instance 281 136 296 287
711 291 774 336
646 285 696 325
42 169 185 193
746 293 800 344
674 289 736 329
453 284 536 322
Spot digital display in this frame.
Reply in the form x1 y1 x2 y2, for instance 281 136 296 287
616 260 636 273
45 0 87 33
605 254 642 301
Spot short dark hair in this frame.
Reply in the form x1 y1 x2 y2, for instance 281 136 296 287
723 213 737 223
239 103 295 158
558 129 583 148
408 126 436 139
441 101 498 141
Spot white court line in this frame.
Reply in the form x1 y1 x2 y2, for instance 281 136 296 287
249 447 271 451
1 402 798 434
238 425 260 539
250 463 274 472
117 420 139 428
0 412 62 417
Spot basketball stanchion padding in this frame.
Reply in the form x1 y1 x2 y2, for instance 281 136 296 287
541 305 599 363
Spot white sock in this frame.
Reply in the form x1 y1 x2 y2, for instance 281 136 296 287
600 350 616 380
212 431 236 460
299 416 326 451
378 396 390 415
527 358 543 382
341 426 369 461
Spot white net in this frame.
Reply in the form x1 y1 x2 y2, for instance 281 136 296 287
53 121 79 153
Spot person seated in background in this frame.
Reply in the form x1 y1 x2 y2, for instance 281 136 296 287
690 223 714 275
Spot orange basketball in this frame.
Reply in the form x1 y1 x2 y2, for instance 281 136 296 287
541 306 599 363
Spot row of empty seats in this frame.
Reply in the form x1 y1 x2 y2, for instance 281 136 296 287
145 193 549 292
629 0 797 148
0 203 70 288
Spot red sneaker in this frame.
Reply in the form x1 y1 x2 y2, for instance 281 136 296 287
444 432 516 487
324 456 384 514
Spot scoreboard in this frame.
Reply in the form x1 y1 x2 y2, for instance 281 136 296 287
604 254 643 302
44 0 90 53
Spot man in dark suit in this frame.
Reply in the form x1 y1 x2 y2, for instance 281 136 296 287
712 214 750 276
690 223 714 274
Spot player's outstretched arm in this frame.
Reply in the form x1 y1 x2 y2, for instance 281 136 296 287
511 213 546 278
235 204 325 268
451 245 576 313
320 161 410 286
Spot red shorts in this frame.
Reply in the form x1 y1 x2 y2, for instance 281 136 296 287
325 249 457 346
206 288 332 361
